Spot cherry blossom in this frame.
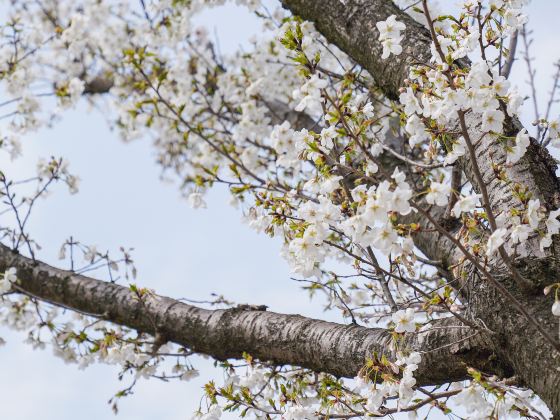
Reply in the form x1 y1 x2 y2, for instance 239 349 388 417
506 129 530 165
552 301 560 317
376 15 405 59
391 308 416 333
486 228 508 257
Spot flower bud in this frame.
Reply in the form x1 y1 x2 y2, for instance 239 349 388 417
552 301 560 317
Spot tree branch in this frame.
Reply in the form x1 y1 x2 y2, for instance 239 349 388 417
280 0 433 100
0 243 508 385
501 29 518 79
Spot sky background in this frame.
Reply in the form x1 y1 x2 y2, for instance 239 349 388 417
0 1 559 419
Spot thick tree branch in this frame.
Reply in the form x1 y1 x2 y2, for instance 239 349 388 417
0 243 507 385
280 0 433 100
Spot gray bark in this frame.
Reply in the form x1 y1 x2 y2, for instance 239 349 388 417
0 244 508 386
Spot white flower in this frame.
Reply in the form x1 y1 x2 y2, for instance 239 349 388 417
287 227 326 277
271 121 295 154
510 222 532 244
399 364 417 405
539 208 560 252
365 387 388 412
320 125 337 149
405 114 429 147
552 301 560 317
293 74 328 112
5 135 22 160
507 90 524 115
453 30 479 59
506 129 530 165
540 235 553 252
473 92 500 114
504 7 528 33
362 101 375 118
188 192 207 209
396 351 422 370
444 137 466 166
372 223 399 253
392 308 416 333
549 118 560 141
391 167 406 185
68 77 85 102
370 142 383 157
425 181 451 206
465 62 492 89
194 406 222 420
376 15 406 40
546 209 560 236
67 174 80 194
381 37 403 59
376 15 405 59
453 384 493 416
0 267 16 293
83 246 97 263
180 369 199 381
319 175 342 195
366 162 379 175
492 75 510 96
363 195 388 222
486 228 507 256
481 109 505 133
239 367 267 389
399 88 422 116
451 193 481 217
4 267 17 283
299 196 341 224
283 405 317 420
389 184 413 215
526 199 542 229
405 351 421 366
303 222 329 244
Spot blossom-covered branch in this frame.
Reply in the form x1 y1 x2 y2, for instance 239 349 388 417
2 0 560 417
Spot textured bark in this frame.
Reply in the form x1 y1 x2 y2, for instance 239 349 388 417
0 243 509 385
281 0 432 101
280 0 560 415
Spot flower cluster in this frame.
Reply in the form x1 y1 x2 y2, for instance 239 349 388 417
376 15 406 59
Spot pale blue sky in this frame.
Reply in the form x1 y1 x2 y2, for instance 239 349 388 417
0 1 559 419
